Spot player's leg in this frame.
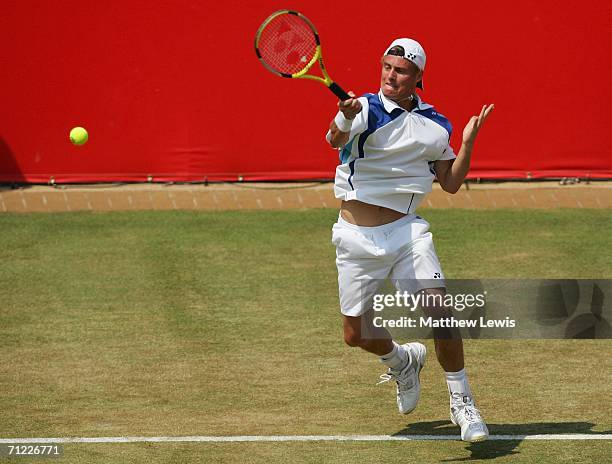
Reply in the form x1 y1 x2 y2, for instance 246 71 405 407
332 216 424 414
342 310 426 414
418 286 488 442
420 287 464 372
342 311 394 355
391 218 489 441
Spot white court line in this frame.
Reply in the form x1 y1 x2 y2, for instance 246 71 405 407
1 434 611 444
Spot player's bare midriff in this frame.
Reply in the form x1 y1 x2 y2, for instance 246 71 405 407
340 200 407 226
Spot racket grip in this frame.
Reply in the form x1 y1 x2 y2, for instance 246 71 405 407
329 82 351 101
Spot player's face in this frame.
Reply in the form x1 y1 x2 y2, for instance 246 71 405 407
380 55 422 102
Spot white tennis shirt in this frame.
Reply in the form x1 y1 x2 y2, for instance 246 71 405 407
326 90 456 213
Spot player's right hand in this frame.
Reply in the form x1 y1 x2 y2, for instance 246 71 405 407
338 91 362 120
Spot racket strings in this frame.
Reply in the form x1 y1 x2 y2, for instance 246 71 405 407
257 14 317 75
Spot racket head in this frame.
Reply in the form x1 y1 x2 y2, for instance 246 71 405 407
254 10 320 78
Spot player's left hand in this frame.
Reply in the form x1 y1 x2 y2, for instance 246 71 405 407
462 104 494 147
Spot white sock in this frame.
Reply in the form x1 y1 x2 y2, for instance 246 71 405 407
445 368 473 398
380 342 409 371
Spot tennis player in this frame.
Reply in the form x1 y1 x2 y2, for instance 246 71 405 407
326 38 494 442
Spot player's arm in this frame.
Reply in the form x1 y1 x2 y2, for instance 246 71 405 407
435 104 494 194
328 91 363 148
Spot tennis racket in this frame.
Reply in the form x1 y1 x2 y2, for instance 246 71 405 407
254 10 351 101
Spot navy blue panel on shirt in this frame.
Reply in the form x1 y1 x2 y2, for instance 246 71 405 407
414 107 453 141
348 159 356 189
357 93 404 158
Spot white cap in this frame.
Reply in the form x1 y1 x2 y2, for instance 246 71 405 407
384 38 426 89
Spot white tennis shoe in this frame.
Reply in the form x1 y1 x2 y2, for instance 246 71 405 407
377 342 426 414
449 392 489 442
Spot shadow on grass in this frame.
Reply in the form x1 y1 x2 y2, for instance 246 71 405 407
393 421 611 461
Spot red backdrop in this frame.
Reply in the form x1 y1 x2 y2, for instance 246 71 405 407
1 0 611 183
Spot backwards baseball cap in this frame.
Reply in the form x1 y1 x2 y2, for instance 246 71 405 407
384 38 426 89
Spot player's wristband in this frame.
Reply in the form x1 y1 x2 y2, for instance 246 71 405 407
334 112 353 133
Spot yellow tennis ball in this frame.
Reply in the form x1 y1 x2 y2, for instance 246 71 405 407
69 127 88 145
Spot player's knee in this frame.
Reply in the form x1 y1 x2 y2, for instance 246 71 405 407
343 329 363 347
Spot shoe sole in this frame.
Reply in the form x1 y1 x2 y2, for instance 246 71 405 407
450 413 489 442
399 343 426 415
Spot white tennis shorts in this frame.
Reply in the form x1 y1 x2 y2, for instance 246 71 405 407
332 214 445 317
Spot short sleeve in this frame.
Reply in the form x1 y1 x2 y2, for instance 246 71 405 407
439 142 456 161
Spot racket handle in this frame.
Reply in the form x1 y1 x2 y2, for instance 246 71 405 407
329 82 351 101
